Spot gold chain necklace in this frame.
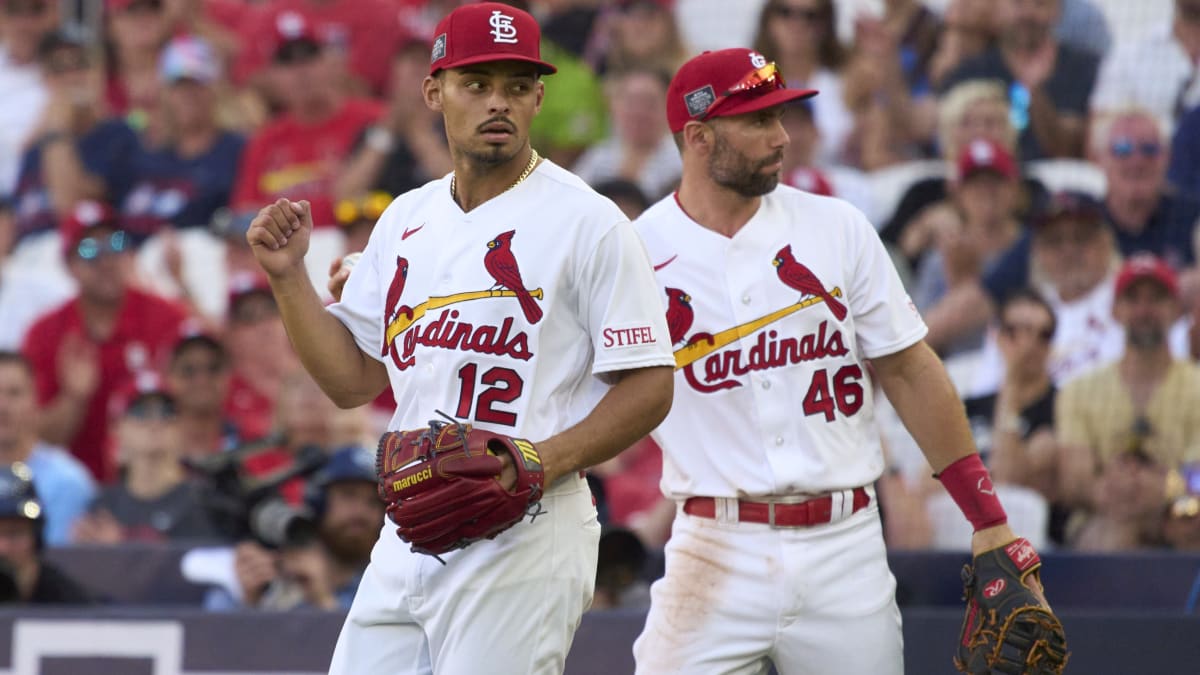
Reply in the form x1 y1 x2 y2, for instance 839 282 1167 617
451 147 540 203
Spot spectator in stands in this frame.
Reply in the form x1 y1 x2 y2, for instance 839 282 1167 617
925 192 1123 385
911 139 1024 324
120 35 245 241
0 353 94 547
882 80 1045 267
598 0 689 78
590 438 674 550
0 0 58 197
229 11 381 230
529 4 609 169
752 0 851 165
105 0 172 129
220 446 382 610
573 66 680 200
1091 108 1199 270
0 463 92 603
1169 103 1200 197
1164 464 1200 550
22 201 189 482
590 527 650 610
333 37 451 205
333 192 388 258
0 198 73 350
234 0 402 96
165 332 240 457
594 179 650 221
1056 255 1200 549
927 0 999 91
10 32 138 260
839 6 939 170
1091 0 1200 127
777 100 878 219
223 274 298 443
1054 0 1112 58
941 0 1099 160
72 375 220 543
962 291 1060 500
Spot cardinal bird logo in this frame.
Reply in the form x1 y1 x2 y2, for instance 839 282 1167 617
484 230 543 324
382 256 413 355
664 287 694 345
772 245 848 321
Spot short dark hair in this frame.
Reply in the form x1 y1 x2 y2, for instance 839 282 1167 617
0 352 33 378
594 179 650 213
999 288 1057 338
170 334 229 369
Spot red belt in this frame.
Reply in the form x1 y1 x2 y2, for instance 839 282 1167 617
683 487 870 527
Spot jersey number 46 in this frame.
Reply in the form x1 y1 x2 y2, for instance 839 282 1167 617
802 365 864 421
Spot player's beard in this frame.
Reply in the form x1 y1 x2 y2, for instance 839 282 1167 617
708 132 783 197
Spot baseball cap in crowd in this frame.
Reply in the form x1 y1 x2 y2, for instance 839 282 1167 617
956 138 1018 182
273 11 322 64
1032 191 1107 231
159 34 220 85
667 48 817 133
428 2 556 76
60 200 128 259
227 271 276 323
1114 253 1179 299
111 371 177 420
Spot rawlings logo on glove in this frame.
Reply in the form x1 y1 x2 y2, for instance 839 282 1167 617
955 538 1069 674
375 414 546 560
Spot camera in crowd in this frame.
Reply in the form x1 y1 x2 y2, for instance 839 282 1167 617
185 437 328 548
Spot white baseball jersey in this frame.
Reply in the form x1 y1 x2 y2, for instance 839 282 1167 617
329 160 675 446
634 186 927 498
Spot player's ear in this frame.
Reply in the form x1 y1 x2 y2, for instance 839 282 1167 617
682 121 713 155
423 74 443 112
533 79 545 114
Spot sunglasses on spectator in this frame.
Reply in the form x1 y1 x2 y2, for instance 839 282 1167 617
75 232 128 260
999 322 1054 343
172 361 224 379
3 0 48 16
1110 138 1162 158
700 62 786 120
335 192 393 227
771 4 825 21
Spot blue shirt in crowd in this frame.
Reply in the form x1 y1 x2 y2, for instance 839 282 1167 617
9 119 139 247
120 131 246 241
1169 105 1200 198
26 442 97 547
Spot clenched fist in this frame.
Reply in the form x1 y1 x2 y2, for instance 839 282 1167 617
247 199 313 278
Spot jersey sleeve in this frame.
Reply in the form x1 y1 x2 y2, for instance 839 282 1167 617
845 209 928 358
326 214 390 362
579 220 676 375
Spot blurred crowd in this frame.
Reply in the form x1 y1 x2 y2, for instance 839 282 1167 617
0 0 1199 611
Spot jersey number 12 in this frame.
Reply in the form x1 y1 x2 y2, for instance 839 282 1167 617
455 363 524 426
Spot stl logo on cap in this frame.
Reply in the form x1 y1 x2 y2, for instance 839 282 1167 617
749 51 767 68
489 10 519 44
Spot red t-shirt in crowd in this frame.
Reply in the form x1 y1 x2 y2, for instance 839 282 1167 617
231 98 381 227
604 438 666 527
240 447 306 506
224 373 276 443
232 0 403 93
22 289 189 482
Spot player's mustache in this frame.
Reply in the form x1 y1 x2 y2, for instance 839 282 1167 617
759 151 784 169
477 117 516 134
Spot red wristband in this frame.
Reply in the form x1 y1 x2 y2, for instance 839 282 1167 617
936 454 1008 532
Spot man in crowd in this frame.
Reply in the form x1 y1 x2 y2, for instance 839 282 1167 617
0 463 91 603
165 332 241 457
22 201 189 482
941 0 1098 159
1057 255 1200 550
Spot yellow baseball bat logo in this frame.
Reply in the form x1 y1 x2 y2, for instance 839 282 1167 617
673 287 843 370
386 287 545 345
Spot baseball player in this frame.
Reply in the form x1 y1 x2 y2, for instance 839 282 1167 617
246 4 675 674
632 49 1061 673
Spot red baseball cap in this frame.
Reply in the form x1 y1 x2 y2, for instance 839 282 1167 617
60 200 123 257
957 138 1018 182
273 10 322 63
667 48 817 133
429 2 556 76
1115 253 1179 299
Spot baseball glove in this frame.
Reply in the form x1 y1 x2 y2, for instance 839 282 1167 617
955 538 1069 674
375 414 546 559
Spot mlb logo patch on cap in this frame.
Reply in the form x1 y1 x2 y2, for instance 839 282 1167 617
431 33 446 63
684 86 715 118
